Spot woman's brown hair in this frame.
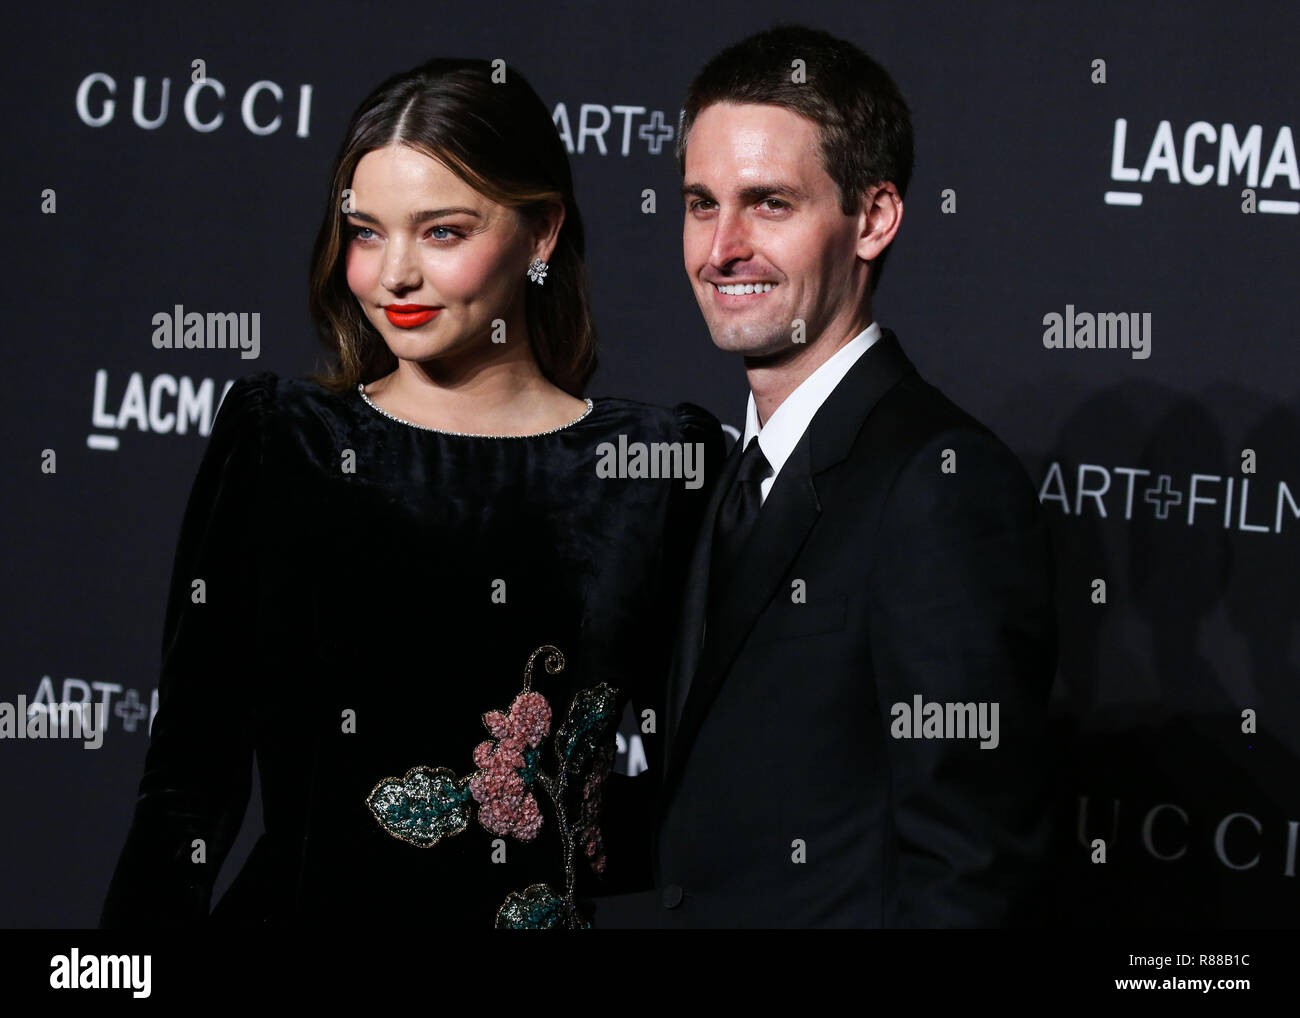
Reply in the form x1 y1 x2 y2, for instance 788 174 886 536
308 57 597 395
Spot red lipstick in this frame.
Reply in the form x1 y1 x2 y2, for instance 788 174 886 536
384 304 442 328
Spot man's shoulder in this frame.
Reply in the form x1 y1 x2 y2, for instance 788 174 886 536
875 370 989 440
847 368 992 458
848 369 1038 503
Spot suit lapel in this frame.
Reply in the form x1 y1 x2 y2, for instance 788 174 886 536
660 329 916 799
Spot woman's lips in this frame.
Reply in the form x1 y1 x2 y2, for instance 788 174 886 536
384 305 442 328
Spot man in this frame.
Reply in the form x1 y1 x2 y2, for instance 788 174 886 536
652 25 1058 927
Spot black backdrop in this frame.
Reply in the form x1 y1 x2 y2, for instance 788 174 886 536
4 0 1297 928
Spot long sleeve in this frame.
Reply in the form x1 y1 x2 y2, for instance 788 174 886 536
641 402 725 783
100 373 274 927
587 402 724 904
869 426 1057 927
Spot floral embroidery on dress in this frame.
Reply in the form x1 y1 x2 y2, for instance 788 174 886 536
495 883 572 929
365 645 621 929
365 766 473 848
576 738 615 874
470 689 551 841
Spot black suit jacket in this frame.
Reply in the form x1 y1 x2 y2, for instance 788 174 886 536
630 329 1057 927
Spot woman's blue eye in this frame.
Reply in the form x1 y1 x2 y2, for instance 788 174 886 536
347 223 460 242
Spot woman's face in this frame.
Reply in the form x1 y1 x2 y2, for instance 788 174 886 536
344 144 551 368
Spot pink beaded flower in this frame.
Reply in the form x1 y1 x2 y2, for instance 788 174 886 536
469 690 551 840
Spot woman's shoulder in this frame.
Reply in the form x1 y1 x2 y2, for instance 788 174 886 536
589 395 724 444
217 370 361 424
209 371 369 469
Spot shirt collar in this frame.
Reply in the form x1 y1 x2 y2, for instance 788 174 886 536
742 321 881 476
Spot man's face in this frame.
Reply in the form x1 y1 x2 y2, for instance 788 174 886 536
682 102 869 360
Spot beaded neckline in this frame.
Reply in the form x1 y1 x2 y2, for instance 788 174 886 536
357 383 594 438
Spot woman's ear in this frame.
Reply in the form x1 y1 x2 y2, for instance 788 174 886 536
531 201 567 265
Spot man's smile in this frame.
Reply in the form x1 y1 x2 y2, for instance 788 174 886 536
711 281 780 305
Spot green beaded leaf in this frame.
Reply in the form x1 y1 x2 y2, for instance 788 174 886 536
366 765 473 847
518 743 541 787
495 883 588 930
554 683 619 776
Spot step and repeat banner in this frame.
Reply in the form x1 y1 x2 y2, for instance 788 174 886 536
4 1 1297 927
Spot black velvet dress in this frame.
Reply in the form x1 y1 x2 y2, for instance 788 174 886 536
100 370 723 928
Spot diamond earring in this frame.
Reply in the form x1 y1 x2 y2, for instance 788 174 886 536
527 257 549 286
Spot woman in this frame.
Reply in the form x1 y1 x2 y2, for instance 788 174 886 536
100 57 723 929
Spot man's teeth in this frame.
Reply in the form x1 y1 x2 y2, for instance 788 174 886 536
715 282 777 295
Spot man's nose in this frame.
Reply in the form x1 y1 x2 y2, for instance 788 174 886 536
709 209 753 267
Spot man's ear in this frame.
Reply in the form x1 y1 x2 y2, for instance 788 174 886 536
856 182 903 263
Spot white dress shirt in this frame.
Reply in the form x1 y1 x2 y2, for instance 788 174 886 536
742 321 882 504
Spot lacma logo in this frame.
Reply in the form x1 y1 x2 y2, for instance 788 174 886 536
88 370 234 451
1106 118 1298 213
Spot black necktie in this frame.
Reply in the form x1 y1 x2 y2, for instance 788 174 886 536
708 436 771 614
